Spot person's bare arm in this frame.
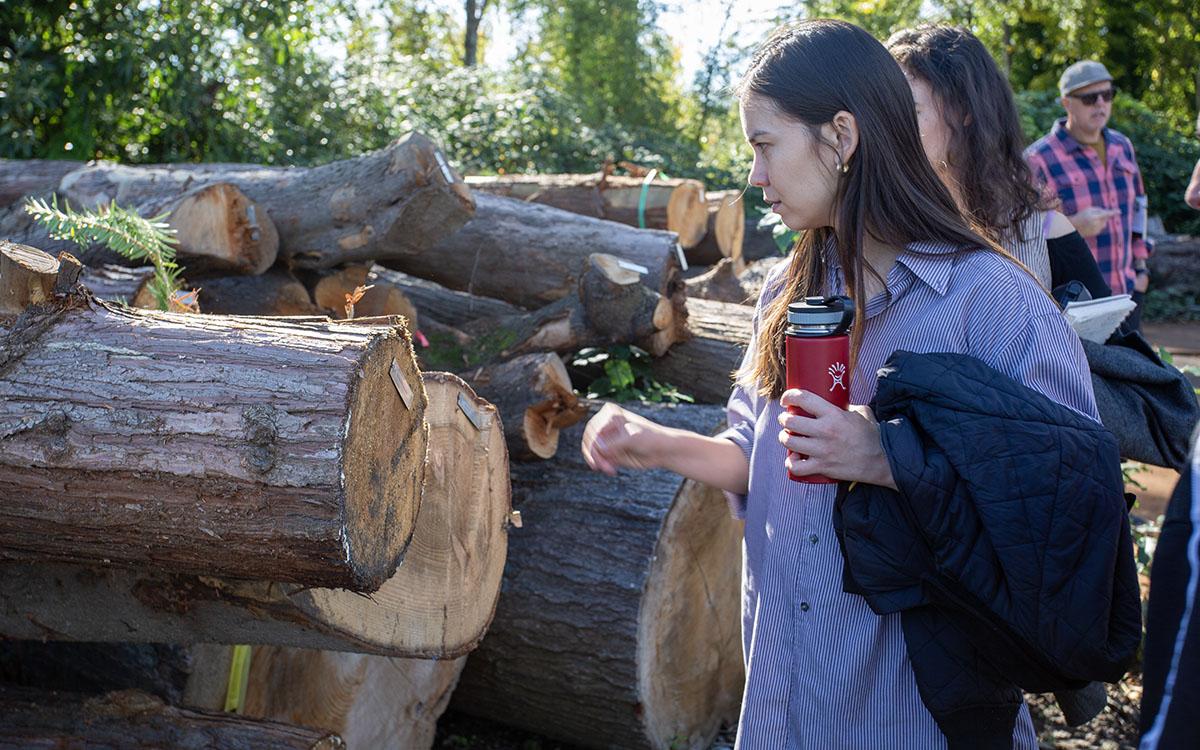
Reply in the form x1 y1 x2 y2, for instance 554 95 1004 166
581 403 750 495
1186 157 1200 210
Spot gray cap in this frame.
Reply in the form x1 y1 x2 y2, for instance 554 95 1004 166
1059 60 1113 96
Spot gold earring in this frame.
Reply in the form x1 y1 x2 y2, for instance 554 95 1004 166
840 160 850 174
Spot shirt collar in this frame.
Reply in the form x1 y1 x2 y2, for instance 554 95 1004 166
895 241 958 296
1052 117 1112 153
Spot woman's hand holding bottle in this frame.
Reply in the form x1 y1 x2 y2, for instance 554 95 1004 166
777 389 897 490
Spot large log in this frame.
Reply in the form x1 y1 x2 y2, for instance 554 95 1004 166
79 265 156 308
465 172 709 248
0 686 342 750
381 192 688 313
0 159 82 207
0 375 509 658
452 403 744 750
57 133 476 269
456 252 684 359
464 352 586 460
686 190 745 269
649 297 753 405
368 266 521 326
194 268 322 316
184 645 464 750
0 245 428 591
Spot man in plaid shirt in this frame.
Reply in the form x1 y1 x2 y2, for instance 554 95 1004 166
1025 60 1151 327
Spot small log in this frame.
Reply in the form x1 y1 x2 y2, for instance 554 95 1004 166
196 268 322 316
369 266 521 326
0 159 82 207
79 265 157 307
309 264 419 328
0 375 509 658
456 253 684 360
0 240 60 317
464 352 586 460
0 686 343 750
381 192 687 313
686 190 745 269
58 133 476 269
465 173 709 248
0 246 428 591
650 297 753 405
453 403 744 750
183 646 464 750
684 257 754 305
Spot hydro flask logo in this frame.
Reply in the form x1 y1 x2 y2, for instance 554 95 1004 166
828 362 847 392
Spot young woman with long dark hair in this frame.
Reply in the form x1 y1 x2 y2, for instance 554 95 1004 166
582 19 1097 747
886 24 1111 299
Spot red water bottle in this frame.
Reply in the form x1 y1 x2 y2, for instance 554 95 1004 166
784 295 854 483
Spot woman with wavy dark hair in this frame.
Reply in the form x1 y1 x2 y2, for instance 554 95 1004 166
887 24 1111 298
581 19 1097 747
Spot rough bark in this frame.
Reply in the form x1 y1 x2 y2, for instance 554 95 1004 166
79 265 156 308
686 190 745 269
0 159 81 207
0 376 508 659
183 645 464 750
308 264 419 328
465 173 709 248
453 403 745 750
56 132 475 269
0 686 343 750
367 266 520 327
454 253 683 360
463 352 586 460
196 268 322 316
381 192 687 313
741 217 785 262
650 297 753 405
0 250 428 591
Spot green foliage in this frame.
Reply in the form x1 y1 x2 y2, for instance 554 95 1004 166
570 345 694 403
1142 289 1200 323
24 196 183 311
1016 90 1200 235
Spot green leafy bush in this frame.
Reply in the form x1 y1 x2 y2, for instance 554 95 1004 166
1017 90 1200 235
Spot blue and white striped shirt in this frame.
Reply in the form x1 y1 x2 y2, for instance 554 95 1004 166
719 241 1099 749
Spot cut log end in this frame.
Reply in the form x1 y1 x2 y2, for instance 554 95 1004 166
667 180 710 249
1 240 61 317
156 183 280 275
524 354 586 459
637 477 745 748
341 325 428 591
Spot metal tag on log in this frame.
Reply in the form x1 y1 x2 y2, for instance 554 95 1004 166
616 259 649 275
457 391 490 431
390 358 414 409
433 150 456 184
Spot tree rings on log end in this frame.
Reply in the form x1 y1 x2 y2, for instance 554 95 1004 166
339 325 429 592
636 479 745 748
666 180 710 249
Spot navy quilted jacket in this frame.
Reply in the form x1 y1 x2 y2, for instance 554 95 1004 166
834 351 1142 749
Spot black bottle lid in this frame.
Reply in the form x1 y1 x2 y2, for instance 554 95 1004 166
786 295 854 336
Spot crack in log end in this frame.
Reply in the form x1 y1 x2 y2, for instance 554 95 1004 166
241 405 279 476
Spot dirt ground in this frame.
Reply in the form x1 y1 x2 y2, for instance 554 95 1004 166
435 322 1199 750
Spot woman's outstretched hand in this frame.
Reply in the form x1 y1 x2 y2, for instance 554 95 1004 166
777 389 897 489
581 402 663 476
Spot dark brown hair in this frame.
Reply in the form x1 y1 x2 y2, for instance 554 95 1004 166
886 24 1046 240
736 19 1004 398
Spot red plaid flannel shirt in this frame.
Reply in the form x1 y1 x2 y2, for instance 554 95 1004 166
1025 118 1149 295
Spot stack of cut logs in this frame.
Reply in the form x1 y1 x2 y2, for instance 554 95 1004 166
0 140 781 749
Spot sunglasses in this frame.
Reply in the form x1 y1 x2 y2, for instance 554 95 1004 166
1069 87 1116 106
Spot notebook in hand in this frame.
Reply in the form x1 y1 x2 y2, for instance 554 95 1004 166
1063 294 1137 343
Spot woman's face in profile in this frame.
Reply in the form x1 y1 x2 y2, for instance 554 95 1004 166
740 92 841 232
906 72 953 182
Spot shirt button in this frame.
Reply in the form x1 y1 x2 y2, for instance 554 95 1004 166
809 534 819 544
800 602 810 612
